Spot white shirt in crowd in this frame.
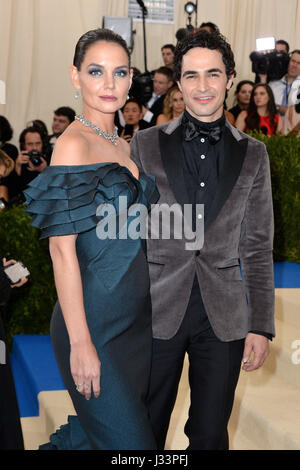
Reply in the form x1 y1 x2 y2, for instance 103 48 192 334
269 75 300 106
143 92 162 123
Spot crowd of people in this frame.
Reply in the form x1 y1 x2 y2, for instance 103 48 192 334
0 22 299 451
1 27 300 209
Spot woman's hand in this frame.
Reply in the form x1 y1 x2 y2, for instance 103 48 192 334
70 340 101 400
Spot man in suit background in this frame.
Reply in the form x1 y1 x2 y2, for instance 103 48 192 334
131 30 275 450
141 66 174 128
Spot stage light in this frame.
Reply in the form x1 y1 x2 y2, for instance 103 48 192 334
184 2 196 15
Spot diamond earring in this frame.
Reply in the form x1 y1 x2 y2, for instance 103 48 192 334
74 89 80 99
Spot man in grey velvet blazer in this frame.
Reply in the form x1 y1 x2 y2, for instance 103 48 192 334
131 30 275 450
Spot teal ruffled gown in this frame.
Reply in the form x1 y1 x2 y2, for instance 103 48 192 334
24 162 159 450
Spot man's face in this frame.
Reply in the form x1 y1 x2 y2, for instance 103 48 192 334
162 48 174 67
52 114 71 135
153 72 172 96
178 47 233 122
288 53 300 79
24 132 43 153
275 43 288 54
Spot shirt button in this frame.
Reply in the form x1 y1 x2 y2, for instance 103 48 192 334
197 214 203 219
200 154 206 159
201 138 205 143
200 182 205 187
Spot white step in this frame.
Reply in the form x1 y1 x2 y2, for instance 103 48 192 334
21 416 49 450
38 390 75 438
20 288 300 451
265 317 300 388
230 367 300 450
275 289 300 327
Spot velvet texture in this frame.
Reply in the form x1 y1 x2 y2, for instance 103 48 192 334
131 117 275 341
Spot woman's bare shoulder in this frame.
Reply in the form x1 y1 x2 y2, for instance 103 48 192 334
156 114 169 125
50 126 89 166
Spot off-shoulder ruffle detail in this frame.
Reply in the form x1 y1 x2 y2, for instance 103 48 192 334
24 162 159 239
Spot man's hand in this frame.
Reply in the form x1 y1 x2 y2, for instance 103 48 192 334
27 156 47 173
278 105 288 116
15 151 30 175
258 73 267 83
242 333 270 372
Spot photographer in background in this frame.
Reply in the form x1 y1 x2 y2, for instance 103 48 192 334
0 255 27 449
257 40 290 84
269 50 300 116
0 126 49 204
48 106 75 149
0 150 14 206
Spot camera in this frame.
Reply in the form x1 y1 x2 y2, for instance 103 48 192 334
250 51 289 82
27 149 43 166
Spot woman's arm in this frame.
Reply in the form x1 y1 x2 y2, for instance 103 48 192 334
0 185 9 203
48 131 101 400
276 115 284 134
235 110 247 131
156 114 169 125
49 235 100 400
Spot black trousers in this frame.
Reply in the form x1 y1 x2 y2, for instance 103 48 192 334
147 276 245 450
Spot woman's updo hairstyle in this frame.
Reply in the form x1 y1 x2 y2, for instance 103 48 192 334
73 28 131 71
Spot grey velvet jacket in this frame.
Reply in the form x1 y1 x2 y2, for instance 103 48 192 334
130 116 275 342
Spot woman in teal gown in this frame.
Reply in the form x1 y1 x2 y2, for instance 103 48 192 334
24 29 158 450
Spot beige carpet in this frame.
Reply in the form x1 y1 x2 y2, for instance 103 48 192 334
21 288 300 450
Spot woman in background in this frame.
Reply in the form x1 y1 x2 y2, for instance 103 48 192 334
156 85 185 124
120 98 143 143
229 80 254 121
235 83 283 135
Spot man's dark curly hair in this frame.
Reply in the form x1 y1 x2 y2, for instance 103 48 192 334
174 30 236 82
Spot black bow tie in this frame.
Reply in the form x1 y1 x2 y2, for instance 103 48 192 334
182 115 223 144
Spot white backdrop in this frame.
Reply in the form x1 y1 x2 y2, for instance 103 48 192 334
1 0 300 146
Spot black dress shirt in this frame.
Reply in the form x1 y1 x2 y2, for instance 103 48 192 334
180 110 272 340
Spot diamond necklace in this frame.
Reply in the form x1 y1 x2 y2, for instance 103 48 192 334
75 114 119 146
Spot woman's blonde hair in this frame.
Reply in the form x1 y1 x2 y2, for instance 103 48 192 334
0 149 14 177
162 86 182 120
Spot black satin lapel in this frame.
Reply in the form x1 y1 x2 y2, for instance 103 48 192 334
159 126 189 208
204 127 248 231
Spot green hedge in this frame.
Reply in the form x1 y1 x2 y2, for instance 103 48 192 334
250 132 300 263
0 133 299 342
0 206 56 346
